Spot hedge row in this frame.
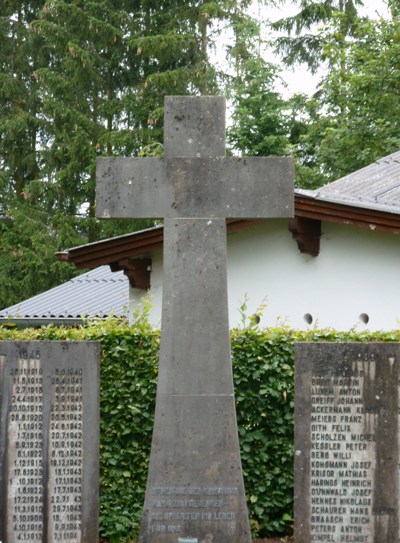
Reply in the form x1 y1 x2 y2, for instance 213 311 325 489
1 320 399 541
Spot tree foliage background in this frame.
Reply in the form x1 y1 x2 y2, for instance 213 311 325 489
1 0 399 307
0 0 225 306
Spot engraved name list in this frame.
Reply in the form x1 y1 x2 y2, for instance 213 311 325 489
0 341 99 543
295 343 400 543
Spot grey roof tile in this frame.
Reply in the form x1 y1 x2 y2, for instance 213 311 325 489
296 150 400 214
0 266 128 324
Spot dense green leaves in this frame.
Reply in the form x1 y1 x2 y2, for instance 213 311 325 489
232 327 295 535
98 329 159 540
0 202 82 308
272 0 365 72
289 12 400 184
268 0 400 187
0 0 45 204
227 58 290 156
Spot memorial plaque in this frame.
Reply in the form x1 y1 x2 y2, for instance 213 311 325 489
0 341 100 543
295 342 400 543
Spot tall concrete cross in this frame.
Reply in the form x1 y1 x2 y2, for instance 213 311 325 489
96 96 294 543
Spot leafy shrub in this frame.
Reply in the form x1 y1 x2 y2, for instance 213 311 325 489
232 327 295 535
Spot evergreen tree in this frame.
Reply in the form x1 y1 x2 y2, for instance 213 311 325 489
1 1 284 307
1 0 216 306
0 1 45 208
29 0 226 241
0 1 78 309
272 0 364 72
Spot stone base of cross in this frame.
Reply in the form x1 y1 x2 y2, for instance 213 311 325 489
96 96 294 543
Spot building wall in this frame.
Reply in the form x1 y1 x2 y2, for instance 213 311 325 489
130 220 400 331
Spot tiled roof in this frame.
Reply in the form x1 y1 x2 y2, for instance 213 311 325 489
296 150 400 214
0 266 128 326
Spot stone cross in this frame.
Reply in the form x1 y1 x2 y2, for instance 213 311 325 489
96 96 294 543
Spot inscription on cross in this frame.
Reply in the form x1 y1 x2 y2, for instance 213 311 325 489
96 96 294 543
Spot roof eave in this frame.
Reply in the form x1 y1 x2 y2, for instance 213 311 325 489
56 219 264 270
57 196 400 270
295 195 400 234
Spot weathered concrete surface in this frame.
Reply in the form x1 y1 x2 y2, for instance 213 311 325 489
139 217 252 542
96 156 294 219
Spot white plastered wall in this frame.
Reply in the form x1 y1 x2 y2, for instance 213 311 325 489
129 220 400 331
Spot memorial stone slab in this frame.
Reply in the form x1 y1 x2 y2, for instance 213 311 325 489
295 342 400 543
0 341 100 543
96 95 294 543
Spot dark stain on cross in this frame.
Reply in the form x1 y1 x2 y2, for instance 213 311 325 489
96 96 294 543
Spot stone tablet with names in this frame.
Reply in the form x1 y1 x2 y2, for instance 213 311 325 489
0 341 100 543
295 343 400 543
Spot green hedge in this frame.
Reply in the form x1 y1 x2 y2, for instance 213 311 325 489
1 321 399 541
